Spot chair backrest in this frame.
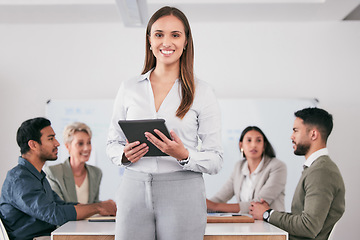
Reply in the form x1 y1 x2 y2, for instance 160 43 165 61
0 218 10 240
328 222 337 240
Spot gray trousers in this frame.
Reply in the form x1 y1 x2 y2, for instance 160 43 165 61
115 169 207 240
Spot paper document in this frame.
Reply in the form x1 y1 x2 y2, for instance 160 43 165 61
86 214 116 222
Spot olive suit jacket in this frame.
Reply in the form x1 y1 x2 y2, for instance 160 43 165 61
269 155 345 240
44 158 102 204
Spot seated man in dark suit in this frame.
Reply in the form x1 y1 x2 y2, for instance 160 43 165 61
0 117 116 240
250 107 345 240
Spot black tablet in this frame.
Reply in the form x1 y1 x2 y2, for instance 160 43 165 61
118 119 171 157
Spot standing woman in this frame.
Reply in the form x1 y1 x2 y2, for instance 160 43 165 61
45 122 102 204
207 126 287 214
107 6 223 240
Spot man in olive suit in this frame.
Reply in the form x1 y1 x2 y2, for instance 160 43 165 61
250 107 345 240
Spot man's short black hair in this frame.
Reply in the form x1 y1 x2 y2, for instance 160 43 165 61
16 117 51 154
295 107 333 142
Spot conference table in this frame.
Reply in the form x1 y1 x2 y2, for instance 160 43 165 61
51 219 288 240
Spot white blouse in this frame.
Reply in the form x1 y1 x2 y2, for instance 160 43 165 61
106 69 223 174
239 158 265 202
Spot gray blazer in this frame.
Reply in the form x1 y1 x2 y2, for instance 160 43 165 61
44 158 102 203
269 155 345 240
210 156 287 213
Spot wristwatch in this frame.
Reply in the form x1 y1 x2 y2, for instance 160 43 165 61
263 209 273 222
178 159 189 166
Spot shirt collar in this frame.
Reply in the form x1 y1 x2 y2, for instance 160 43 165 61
241 157 265 176
304 148 329 167
137 68 180 84
137 68 154 82
18 156 46 181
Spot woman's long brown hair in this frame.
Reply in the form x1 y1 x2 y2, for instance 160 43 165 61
142 6 195 119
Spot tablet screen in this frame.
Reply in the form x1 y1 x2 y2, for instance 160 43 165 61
118 119 171 157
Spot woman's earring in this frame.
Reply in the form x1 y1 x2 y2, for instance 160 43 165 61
183 46 186 50
150 46 152 51
240 148 244 158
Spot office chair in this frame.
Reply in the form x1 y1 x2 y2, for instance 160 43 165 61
0 218 10 240
328 222 337 240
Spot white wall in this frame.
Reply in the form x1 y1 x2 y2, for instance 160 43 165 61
1 21 359 239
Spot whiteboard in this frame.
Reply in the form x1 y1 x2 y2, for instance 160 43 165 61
46 98 316 210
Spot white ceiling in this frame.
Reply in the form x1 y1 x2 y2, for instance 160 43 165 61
0 0 359 24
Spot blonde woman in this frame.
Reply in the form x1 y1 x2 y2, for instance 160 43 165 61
45 122 102 204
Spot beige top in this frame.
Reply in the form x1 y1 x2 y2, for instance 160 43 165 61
75 173 89 204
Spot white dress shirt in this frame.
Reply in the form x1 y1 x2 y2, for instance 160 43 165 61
304 148 329 168
239 158 264 202
106 69 223 174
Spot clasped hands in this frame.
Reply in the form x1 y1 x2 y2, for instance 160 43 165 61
98 200 117 216
249 198 270 220
123 129 189 163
